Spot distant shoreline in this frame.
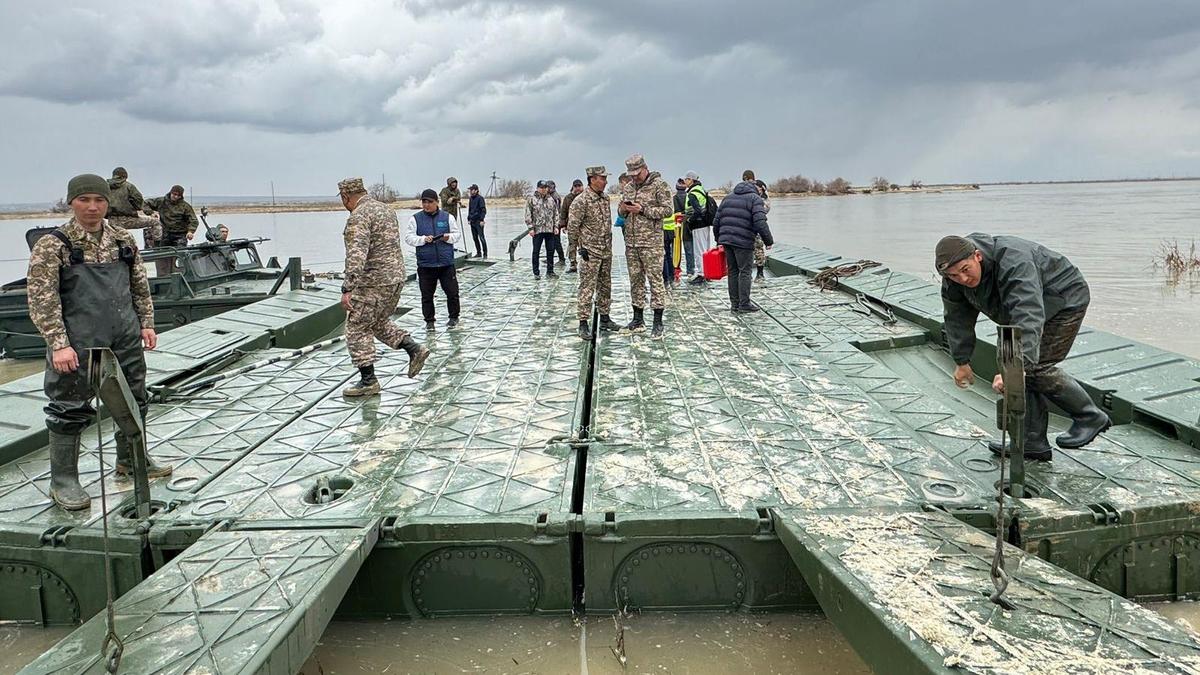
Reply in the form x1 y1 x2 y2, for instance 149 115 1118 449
2 176 1197 220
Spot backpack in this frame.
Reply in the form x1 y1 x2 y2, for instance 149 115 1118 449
702 191 718 229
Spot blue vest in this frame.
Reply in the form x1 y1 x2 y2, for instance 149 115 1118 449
414 209 455 267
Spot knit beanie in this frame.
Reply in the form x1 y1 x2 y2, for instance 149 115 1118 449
67 174 110 204
935 235 976 274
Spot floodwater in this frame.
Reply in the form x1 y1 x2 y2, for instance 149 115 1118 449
0 181 1197 672
3 180 1196 356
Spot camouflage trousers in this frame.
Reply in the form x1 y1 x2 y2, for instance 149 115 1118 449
753 235 767 267
1026 306 1088 395
345 283 408 368
108 215 162 249
626 246 666 310
577 255 612 321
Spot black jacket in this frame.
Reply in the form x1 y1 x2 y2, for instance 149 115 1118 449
714 181 772 250
467 194 487 224
942 233 1090 367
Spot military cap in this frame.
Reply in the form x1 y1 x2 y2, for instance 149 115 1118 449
67 174 110 204
337 177 366 195
624 154 647 173
585 166 610 177
536 180 550 189
935 236 977 274
420 188 438 201
571 178 583 187
468 183 479 190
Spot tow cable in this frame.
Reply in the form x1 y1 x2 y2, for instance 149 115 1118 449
89 354 123 673
990 326 1025 611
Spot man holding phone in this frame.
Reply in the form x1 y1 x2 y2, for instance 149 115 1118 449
406 188 463 330
618 154 673 339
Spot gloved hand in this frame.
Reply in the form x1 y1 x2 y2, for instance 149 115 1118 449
579 247 589 262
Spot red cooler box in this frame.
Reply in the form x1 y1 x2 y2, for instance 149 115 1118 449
702 246 726 280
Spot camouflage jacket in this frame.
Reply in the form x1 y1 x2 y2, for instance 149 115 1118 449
143 195 199 236
567 188 613 258
559 191 580 229
619 171 673 248
106 177 144 217
27 219 154 351
524 194 559 234
343 196 405 292
439 187 462 220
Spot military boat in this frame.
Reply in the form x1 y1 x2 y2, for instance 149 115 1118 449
2 245 1200 674
0 225 305 358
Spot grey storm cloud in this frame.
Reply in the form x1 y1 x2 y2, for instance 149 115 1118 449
2 0 1200 201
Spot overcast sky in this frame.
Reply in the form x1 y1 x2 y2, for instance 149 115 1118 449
2 0 1200 203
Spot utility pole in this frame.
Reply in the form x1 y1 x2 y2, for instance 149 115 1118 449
270 181 276 208
487 171 499 197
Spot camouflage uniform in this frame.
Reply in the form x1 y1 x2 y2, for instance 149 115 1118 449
560 190 581 267
753 195 770 267
619 159 673 310
28 219 154 352
439 181 462 222
569 175 613 321
106 176 160 243
143 194 199 245
342 187 408 368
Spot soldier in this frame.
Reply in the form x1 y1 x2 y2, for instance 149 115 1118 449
338 178 431 397
938 234 1110 461
618 154 673 339
143 185 199 248
560 178 584 274
439 177 462 223
105 167 161 248
29 174 173 510
569 166 620 340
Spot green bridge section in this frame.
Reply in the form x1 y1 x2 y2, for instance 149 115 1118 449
8 249 1200 672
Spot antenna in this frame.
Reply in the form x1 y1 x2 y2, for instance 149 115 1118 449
486 171 499 197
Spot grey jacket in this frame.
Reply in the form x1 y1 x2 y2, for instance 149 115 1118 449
942 233 1090 367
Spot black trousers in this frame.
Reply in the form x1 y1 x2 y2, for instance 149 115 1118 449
554 233 565 262
417 265 460 321
469 222 487 257
532 233 555 275
725 245 754 309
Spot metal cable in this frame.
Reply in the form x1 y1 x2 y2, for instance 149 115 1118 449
93 375 124 672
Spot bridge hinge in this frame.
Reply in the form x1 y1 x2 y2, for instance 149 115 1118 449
1087 502 1121 525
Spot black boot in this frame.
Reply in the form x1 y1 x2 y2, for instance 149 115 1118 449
399 336 430 378
115 432 174 479
1043 376 1112 449
651 309 664 340
578 320 591 341
755 266 765 282
598 315 619 332
989 389 1053 461
343 364 381 396
621 307 645 334
48 431 89 510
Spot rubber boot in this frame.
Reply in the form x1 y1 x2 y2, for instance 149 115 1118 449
343 364 381 396
1043 376 1112 449
578 320 591 341
622 307 645 334
651 309 664 340
115 433 174 478
755 266 765 283
400 336 431 378
988 389 1053 461
48 431 90 510
598 315 619 332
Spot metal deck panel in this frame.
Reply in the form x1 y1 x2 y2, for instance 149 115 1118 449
19 526 377 675
775 508 1200 675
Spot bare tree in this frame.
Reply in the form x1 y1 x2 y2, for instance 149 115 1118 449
369 182 399 203
826 177 853 195
50 198 70 214
810 181 826 194
496 179 532 198
769 175 813 194
910 179 923 189
872 177 891 192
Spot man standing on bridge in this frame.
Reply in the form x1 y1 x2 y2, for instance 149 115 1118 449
937 234 1111 461
143 184 198 248
618 154 673 339
29 174 173 510
569 166 620 340
339 177 430 397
